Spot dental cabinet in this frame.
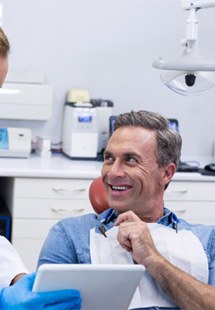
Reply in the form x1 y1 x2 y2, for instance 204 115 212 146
11 178 94 272
0 156 102 271
0 156 214 271
164 180 215 225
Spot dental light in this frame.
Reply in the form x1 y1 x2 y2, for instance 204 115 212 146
152 0 215 96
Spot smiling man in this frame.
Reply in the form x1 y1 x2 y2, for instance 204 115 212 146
38 110 215 310
101 125 175 221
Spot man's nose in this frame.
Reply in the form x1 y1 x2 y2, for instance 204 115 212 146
108 160 125 177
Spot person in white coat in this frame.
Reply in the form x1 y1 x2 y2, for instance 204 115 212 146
0 27 81 310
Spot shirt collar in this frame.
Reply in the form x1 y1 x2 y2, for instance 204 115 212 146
97 207 178 228
97 208 118 223
158 207 180 228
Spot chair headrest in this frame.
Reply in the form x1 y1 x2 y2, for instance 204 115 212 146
89 177 110 214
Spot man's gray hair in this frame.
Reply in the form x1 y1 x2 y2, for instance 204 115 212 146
114 110 182 169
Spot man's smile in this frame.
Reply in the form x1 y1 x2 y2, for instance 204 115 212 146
110 185 130 191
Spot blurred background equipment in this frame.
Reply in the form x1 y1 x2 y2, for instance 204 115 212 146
62 89 98 160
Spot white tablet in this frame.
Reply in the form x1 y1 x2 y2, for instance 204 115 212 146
33 264 145 310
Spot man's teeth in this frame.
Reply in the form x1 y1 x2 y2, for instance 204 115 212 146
111 185 127 191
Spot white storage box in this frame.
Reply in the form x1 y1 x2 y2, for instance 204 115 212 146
0 83 53 120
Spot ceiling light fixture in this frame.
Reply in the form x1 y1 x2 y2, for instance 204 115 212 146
152 0 215 96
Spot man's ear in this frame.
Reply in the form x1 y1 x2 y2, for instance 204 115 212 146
162 163 176 188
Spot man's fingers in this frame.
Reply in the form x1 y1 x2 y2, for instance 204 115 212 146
115 211 141 226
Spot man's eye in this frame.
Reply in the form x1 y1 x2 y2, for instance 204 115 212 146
104 154 114 162
125 156 137 163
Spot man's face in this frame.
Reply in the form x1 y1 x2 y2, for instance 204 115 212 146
101 126 171 221
0 56 8 87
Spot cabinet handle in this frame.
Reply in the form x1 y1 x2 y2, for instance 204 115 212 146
51 207 85 215
51 188 86 194
166 189 188 195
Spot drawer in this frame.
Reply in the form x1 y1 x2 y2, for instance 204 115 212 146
165 201 215 224
12 219 58 238
165 181 215 201
13 178 92 199
13 198 93 218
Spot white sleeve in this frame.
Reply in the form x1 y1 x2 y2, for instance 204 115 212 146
0 236 29 287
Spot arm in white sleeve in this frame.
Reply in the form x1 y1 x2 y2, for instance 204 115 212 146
0 236 28 287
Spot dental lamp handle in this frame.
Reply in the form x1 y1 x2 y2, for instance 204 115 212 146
185 7 198 49
181 0 215 10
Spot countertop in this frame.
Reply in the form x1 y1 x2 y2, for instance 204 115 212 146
0 154 102 179
0 153 214 181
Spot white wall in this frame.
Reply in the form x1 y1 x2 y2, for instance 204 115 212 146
1 0 215 163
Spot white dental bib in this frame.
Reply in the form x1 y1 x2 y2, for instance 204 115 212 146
90 223 208 309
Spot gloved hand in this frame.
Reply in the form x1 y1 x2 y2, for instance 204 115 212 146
0 272 81 310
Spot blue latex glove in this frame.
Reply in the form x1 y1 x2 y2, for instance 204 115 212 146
0 272 81 310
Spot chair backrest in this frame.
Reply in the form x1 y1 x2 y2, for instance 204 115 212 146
89 177 110 213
